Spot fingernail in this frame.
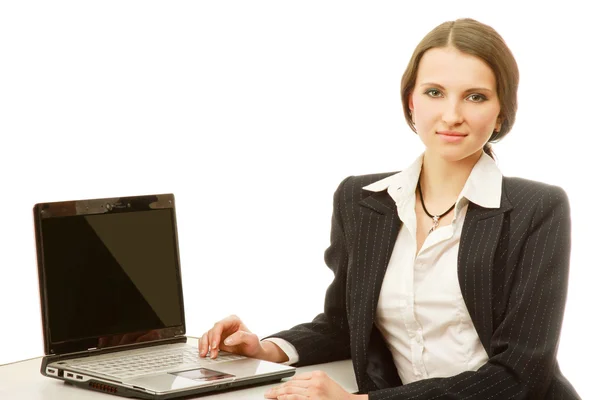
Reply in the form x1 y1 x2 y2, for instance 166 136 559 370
224 338 232 345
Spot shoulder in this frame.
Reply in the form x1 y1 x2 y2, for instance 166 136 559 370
502 176 570 216
503 176 568 201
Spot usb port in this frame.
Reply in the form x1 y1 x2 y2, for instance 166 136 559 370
76 375 83 380
66 373 73 378
47 368 55 374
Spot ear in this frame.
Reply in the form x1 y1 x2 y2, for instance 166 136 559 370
495 115 503 132
408 92 414 113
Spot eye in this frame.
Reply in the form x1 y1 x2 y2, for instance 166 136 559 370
467 93 487 103
425 89 443 98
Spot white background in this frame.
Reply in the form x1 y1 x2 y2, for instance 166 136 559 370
0 1 597 397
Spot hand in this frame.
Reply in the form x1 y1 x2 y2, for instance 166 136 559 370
264 370 366 400
199 315 287 362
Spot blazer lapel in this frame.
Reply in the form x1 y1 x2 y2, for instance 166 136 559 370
458 183 513 355
350 190 401 389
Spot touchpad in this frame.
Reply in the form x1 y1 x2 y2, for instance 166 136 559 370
171 368 235 382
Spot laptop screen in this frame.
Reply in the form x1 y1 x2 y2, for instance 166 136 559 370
35 194 186 355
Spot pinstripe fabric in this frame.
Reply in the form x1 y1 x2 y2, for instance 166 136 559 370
267 173 580 399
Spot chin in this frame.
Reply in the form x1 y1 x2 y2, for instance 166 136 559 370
427 145 483 163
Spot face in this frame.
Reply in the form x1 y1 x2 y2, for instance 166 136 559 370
409 46 502 163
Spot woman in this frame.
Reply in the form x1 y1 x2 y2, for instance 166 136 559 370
200 18 580 399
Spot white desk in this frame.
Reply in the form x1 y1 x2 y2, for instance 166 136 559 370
0 338 358 399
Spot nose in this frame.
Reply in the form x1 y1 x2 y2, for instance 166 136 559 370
441 101 464 127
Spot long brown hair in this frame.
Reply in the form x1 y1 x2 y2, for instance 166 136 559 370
400 18 519 159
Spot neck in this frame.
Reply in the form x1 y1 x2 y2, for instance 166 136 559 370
419 150 482 206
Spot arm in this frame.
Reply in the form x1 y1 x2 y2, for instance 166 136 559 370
368 186 573 399
264 176 353 366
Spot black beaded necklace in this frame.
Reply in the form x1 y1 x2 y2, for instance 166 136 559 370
417 180 456 234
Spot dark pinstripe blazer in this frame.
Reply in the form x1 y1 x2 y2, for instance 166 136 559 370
269 173 580 399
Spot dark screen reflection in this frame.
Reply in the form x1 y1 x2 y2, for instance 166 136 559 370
42 209 183 344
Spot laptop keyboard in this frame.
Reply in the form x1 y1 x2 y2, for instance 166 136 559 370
68 346 245 379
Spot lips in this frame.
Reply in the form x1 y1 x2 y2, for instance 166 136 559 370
436 131 467 137
437 131 467 143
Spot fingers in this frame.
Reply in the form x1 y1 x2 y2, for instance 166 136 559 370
264 381 310 399
199 315 244 358
264 393 305 400
221 330 247 348
199 331 217 357
291 371 315 381
266 371 332 399
199 333 209 357
207 322 226 358
220 330 261 357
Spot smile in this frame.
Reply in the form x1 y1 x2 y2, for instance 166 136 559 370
436 131 467 142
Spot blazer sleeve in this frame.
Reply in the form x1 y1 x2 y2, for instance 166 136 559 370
263 176 352 366
368 186 576 399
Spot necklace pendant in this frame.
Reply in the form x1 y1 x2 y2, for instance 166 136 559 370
428 215 440 234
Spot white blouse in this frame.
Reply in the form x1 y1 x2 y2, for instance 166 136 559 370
362 152 501 383
267 152 502 384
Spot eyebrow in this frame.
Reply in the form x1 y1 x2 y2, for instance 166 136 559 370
419 82 494 93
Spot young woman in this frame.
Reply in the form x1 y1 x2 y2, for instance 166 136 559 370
200 18 580 400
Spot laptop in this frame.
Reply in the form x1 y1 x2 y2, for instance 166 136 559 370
34 193 295 399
